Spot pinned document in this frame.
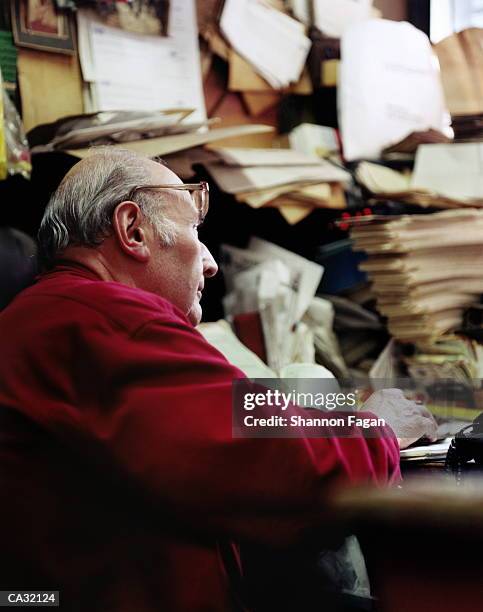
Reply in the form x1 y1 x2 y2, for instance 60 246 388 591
77 0 206 120
339 20 450 161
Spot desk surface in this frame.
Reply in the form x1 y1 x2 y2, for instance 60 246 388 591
331 475 483 612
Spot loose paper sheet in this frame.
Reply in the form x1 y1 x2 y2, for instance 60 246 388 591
197 320 276 378
204 160 350 193
67 124 274 158
339 19 450 161
313 0 373 38
249 237 323 321
411 143 483 201
210 147 323 167
289 123 339 157
288 0 311 25
77 0 206 120
220 0 311 89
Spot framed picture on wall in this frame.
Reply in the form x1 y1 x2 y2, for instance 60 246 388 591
11 0 75 55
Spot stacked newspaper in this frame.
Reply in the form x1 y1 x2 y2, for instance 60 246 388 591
203 147 350 224
350 210 483 344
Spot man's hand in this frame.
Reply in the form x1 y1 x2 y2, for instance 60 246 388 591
362 388 438 450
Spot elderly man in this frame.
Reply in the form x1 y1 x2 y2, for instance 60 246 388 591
0 149 422 611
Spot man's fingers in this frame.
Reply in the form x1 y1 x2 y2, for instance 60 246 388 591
398 415 438 440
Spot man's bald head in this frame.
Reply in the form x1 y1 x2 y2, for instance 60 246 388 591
64 151 180 185
38 148 178 268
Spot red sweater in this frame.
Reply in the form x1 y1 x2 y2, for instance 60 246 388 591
0 265 400 611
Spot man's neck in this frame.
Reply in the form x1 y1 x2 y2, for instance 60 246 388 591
58 246 136 289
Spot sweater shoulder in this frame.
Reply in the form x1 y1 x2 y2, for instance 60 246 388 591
1 273 188 336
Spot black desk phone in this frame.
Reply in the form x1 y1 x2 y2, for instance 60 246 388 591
445 412 483 478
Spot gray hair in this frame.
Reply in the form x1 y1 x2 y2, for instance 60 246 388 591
38 148 177 268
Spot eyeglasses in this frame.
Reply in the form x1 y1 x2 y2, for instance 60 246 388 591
126 182 209 224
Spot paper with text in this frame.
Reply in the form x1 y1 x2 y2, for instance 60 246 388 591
77 0 206 120
249 237 323 322
339 19 450 161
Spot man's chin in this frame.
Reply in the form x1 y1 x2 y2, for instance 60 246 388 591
187 304 202 327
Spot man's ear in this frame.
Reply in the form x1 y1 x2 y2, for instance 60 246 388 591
111 201 151 262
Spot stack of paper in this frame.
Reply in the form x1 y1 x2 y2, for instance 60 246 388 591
349 210 483 344
77 0 206 121
29 110 211 153
202 0 312 120
220 0 311 89
356 145 483 209
400 439 452 463
204 147 351 224
404 337 483 391
66 123 274 159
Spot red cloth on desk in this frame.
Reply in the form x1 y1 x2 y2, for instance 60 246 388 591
0 265 400 611
233 311 267 362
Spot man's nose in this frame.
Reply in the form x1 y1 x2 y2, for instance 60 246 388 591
201 242 218 278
